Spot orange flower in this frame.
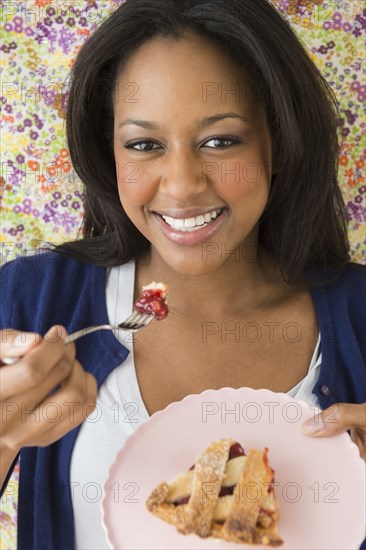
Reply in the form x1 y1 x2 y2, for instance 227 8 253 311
60 148 69 158
28 160 40 171
35 0 51 7
356 159 364 169
345 169 354 178
47 166 58 177
339 156 348 166
2 115 14 123
77 29 90 37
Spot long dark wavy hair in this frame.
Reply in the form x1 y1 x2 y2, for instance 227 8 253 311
51 0 352 288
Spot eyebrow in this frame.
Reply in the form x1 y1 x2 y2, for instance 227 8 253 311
118 113 250 130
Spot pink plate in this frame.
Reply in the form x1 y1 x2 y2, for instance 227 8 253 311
101 387 365 549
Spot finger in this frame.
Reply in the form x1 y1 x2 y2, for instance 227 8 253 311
4 355 75 416
0 328 42 360
350 428 366 461
0 326 75 399
39 372 98 446
302 403 366 437
2 362 97 451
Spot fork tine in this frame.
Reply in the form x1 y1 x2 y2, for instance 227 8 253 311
120 313 153 330
121 311 142 325
118 311 152 328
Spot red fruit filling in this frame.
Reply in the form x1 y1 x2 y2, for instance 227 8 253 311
134 288 169 320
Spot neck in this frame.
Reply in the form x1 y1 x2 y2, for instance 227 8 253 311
134 243 291 321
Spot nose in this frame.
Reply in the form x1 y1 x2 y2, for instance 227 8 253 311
158 147 208 202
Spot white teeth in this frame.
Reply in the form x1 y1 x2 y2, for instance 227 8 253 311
161 209 223 231
184 217 197 228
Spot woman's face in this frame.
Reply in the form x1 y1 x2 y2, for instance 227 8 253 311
113 31 276 275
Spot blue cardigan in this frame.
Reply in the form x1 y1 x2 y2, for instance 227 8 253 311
0 252 365 550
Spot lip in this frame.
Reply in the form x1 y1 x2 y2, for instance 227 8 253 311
153 208 229 247
152 206 225 219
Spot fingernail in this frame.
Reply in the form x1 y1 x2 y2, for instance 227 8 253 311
13 333 39 348
44 325 67 343
302 416 325 434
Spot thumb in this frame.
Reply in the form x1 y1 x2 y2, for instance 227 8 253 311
302 403 366 437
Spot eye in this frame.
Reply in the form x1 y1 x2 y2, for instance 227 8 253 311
124 140 161 152
202 136 242 149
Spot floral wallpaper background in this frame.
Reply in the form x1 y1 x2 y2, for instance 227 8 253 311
0 0 365 547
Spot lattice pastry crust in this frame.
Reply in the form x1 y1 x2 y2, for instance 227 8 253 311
146 438 283 546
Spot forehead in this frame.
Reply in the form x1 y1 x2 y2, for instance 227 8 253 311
113 31 260 113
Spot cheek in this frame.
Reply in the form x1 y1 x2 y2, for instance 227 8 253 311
213 161 270 205
115 155 156 209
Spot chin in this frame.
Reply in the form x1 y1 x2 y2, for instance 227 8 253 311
161 251 225 277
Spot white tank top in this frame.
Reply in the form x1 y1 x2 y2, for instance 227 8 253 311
70 261 322 549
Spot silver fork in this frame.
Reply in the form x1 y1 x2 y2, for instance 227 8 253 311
1 310 154 366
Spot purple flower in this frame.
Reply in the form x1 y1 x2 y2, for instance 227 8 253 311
30 131 39 140
16 155 25 164
24 119 32 127
53 192 61 199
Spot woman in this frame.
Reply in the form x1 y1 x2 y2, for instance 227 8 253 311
1 0 365 548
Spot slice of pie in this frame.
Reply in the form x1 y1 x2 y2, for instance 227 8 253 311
146 439 283 546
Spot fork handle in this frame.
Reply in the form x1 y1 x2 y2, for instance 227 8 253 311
1 324 118 366
64 324 118 343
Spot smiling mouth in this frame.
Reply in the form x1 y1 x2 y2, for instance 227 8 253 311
154 208 226 232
